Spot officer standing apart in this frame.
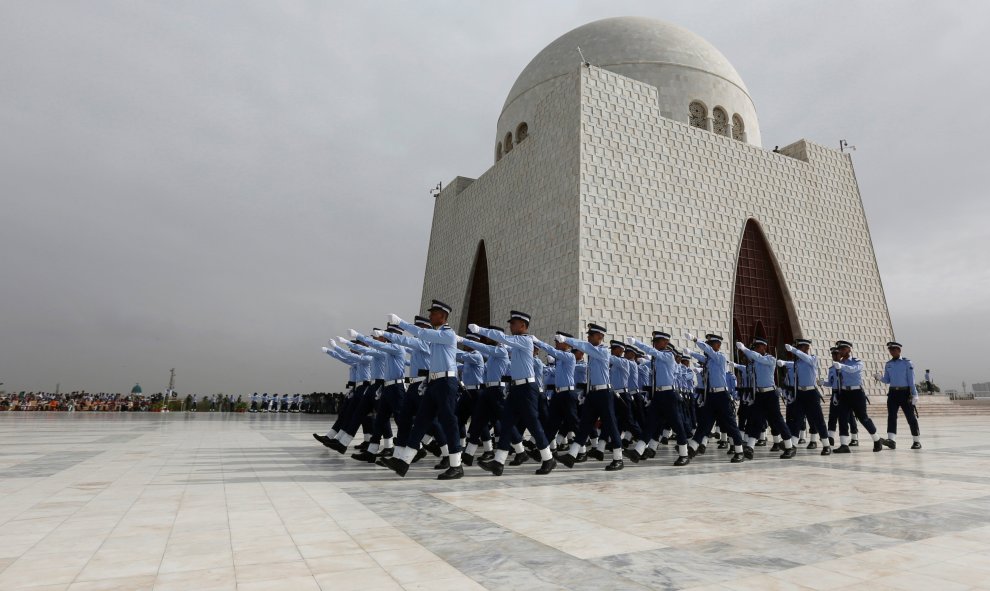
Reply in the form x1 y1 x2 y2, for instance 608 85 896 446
874 341 922 450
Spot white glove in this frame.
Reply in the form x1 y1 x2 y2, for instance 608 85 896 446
347 329 359 338
388 314 401 325
372 329 384 338
467 323 480 333
337 336 350 345
735 341 745 351
784 343 794 352
455 335 464 343
685 332 695 341
912 395 919 405
554 334 566 343
624 336 635 345
817 378 826 387
832 361 842 370
776 360 786 367
872 371 882 382
321 346 330 353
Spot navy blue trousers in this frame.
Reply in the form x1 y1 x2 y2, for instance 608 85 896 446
370 384 404 444
574 389 622 447
745 391 791 441
467 385 504 445
692 391 744 446
643 390 689 445
795 390 829 440
406 377 461 453
342 383 381 436
886 391 920 436
827 392 858 434
838 389 878 436
545 389 580 440
497 382 549 451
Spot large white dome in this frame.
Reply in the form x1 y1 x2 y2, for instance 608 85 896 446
496 17 761 156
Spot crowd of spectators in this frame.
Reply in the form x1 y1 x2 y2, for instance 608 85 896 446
0 391 347 413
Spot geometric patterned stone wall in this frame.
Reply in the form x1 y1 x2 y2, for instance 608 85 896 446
422 65 893 392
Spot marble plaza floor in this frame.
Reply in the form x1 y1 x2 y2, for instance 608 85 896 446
1 413 990 591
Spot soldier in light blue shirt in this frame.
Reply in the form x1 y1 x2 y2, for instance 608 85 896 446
557 323 626 471
385 300 465 480
822 346 859 448
346 326 409 461
736 338 796 459
686 333 746 463
317 342 371 445
470 311 557 476
452 336 486 468
535 332 580 452
458 326 511 466
627 332 692 466
615 344 644 449
781 339 832 455
874 341 922 449
380 315 437 466
833 340 883 452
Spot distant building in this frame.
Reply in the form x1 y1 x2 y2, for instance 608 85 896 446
973 382 990 398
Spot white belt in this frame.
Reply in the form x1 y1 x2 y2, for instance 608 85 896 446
512 377 536 386
709 387 728 393
589 385 610 392
842 386 861 391
654 386 674 392
357 381 370 386
408 376 426 384
384 379 404 386
756 387 776 393
615 388 628 394
429 371 456 380
797 386 818 392
463 385 481 391
556 387 573 393
484 381 503 387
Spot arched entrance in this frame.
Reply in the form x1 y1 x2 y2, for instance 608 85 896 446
462 241 491 332
731 220 799 357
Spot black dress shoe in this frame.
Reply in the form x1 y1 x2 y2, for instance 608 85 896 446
807 441 818 450
622 448 641 463
730 452 745 463
605 459 624 471
437 465 464 480
660 436 669 445
770 442 781 452
588 448 605 461
478 459 504 476
849 439 859 447
412 447 427 463
834 444 851 454
697 443 707 455
326 439 348 454
375 457 389 467
386 457 410 477
911 442 922 450
743 446 754 460
535 459 556 475
357 441 370 452
673 455 690 466
883 439 896 449
727 447 735 456
522 439 536 451
643 448 656 459
434 456 450 470
798 438 807 445
717 441 728 449
351 451 378 463
313 433 329 445
873 440 883 452
424 440 442 457
461 452 474 466
526 448 543 462
559 453 576 468
780 447 797 459
509 452 530 466
575 452 588 463
756 439 767 447
820 447 832 456
828 437 835 447
479 451 495 463
687 446 697 459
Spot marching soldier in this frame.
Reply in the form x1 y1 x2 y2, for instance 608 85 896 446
347 326 408 462
781 339 832 455
535 333 580 454
833 340 884 452
874 341 922 450
686 333 746 462
385 301 465 480
557 324 626 470
627 332 692 465
470 312 557 476
736 339 796 459
458 327 510 465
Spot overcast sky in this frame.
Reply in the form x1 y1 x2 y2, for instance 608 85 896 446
1 1 987 395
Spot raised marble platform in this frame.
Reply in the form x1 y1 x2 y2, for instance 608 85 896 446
1 412 988 590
